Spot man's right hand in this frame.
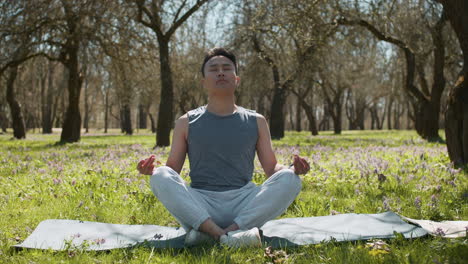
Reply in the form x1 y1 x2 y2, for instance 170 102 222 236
137 155 156 175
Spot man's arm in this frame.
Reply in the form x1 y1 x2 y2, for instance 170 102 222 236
256 114 310 177
165 114 189 174
137 114 188 175
256 114 288 177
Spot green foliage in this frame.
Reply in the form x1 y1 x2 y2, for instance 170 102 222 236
0 130 466 263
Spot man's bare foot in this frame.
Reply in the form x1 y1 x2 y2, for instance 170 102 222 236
223 223 240 234
198 218 226 240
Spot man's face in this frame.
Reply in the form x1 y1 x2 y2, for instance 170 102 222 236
202 55 240 95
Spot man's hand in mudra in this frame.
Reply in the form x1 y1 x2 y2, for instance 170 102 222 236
292 155 310 175
137 155 156 175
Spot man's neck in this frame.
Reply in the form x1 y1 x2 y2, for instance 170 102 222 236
206 96 237 116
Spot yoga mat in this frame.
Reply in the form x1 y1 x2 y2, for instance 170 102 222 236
14 211 433 250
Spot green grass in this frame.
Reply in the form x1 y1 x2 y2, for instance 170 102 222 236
0 129 467 263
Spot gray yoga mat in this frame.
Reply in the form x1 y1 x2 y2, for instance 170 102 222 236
15 211 428 250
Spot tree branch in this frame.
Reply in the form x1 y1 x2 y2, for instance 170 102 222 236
172 0 188 26
166 0 209 38
337 17 429 104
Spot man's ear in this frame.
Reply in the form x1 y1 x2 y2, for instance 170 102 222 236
235 76 241 86
200 78 205 87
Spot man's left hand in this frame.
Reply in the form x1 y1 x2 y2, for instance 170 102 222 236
292 155 310 175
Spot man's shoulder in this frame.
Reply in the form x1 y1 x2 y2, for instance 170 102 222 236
187 106 207 118
237 106 260 117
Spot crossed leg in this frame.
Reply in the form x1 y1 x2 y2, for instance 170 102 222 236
150 166 302 240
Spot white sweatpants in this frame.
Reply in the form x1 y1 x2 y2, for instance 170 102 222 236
150 166 302 231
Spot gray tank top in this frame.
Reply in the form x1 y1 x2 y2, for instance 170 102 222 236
187 106 258 191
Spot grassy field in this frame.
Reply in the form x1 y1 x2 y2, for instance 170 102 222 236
0 129 467 263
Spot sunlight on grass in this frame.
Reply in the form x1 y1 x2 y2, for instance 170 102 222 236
0 129 466 263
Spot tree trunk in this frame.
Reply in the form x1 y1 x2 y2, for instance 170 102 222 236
288 102 293 131
42 61 54 133
387 95 394 129
332 100 342 134
156 40 173 146
104 87 109 133
0 105 7 133
414 12 446 141
326 88 343 134
377 104 386 130
120 103 133 135
295 98 301 132
269 86 287 139
414 101 440 139
251 36 289 139
138 103 147 129
148 113 156 133
393 101 401 129
60 44 83 143
83 74 89 133
6 65 26 139
438 0 468 165
257 96 265 117
319 101 330 131
301 101 318 136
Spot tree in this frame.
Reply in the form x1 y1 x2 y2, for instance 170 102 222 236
0 1 46 139
435 0 468 165
337 1 448 140
238 0 333 139
130 0 209 146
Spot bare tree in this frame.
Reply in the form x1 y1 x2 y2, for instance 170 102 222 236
337 1 448 140
0 1 50 138
436 0 468 166
128 0 209 146
239 0 333 138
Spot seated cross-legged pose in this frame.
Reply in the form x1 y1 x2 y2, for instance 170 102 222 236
137 47 310 248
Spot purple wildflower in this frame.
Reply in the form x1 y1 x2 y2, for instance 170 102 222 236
448 180 456 187
414 196 421 209
449 167 461 175
383 197 391 211
435 228 445 236
71 179 76 185
94 238 106 245
377 173 387 183
53 178 62 185
123 178 132 184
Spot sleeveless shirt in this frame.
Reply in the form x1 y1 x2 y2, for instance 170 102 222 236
187 106 258 191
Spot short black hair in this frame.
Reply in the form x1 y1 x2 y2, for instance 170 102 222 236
201 47 238 77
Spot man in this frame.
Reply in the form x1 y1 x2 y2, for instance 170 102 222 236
138 47 310 248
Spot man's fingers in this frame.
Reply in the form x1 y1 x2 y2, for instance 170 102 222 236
137 160 145 170
292 155 310 175
299 158 308 170
143 156 155 168
138 155 156 174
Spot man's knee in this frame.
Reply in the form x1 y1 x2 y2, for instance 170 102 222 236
150 166 177 191
275 169 302 194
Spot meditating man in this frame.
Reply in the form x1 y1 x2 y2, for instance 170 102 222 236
137 47 310 247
